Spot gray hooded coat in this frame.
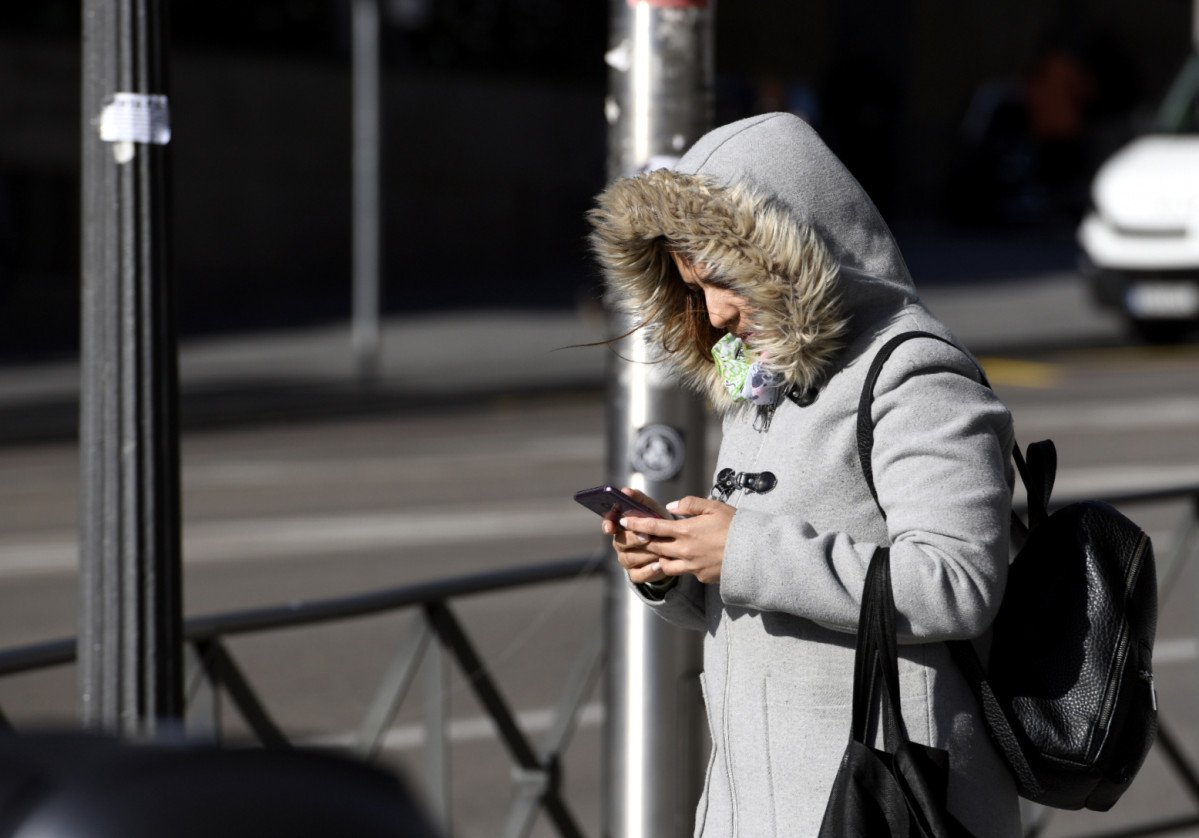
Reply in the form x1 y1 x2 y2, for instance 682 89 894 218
589 113 1021 837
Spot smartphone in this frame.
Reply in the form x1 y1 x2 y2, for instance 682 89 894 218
574 485 665 520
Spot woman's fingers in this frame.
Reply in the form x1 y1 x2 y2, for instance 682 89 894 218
600 491 728 586
616 497 733 585
610 528 660 571
627 560 667 584
665 495 720 516
617 515 672 540
602 515 650 542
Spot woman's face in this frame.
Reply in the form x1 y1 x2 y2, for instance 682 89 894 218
670 251 755 341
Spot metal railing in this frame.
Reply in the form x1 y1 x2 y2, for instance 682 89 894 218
0 553 607 838
0 486 1198 838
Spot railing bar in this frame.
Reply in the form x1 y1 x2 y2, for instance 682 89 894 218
0 557 604 679
1047 815 1199 838
500 765 587 838
500 792 544 838
426 603 586 838
539 617 606 757
539 792 587 838
1053 485 1199 508
1155 719 1199 804
0 638 76 676
1019 801 1052 838
1157 507 1199 601
185 554 604 641
183 640 220 742
426 602 539 769
355 611 432 759
207 639 290 750
500 619 605 838
1010 486 1199 517
1033 721 1199 838
0 491 1193 675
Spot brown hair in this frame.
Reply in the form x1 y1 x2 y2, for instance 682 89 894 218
572 239 724 362
659 245 726 359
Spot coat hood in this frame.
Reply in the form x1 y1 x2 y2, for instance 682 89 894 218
588 112 918 412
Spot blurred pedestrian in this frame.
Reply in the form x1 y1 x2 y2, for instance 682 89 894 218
586 112 1019 837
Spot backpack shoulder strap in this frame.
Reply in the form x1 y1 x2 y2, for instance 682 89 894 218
944 640 1044 798
856 330 983 517
1015 439 1057 529
856 331 1047 800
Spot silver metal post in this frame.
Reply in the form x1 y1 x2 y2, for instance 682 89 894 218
79 0 183 736
602 2 715 836
352 0 383 381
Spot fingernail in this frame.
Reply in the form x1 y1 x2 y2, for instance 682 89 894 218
636 533 650 543
618 518 629 529
666 500 679 511
650 562 661 574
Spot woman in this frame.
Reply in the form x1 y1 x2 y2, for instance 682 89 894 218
587 113 1020 837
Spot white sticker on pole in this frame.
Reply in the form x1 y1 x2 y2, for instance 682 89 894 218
98 93 171 145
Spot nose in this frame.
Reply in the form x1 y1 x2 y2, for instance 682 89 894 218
704 287 738 331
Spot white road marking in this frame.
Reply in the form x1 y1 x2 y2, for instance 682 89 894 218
1155 637 1199 665
1014 396 1199 433
305 702 606 752
0 501 600 578
1051 464 1199 498
181 436 602 487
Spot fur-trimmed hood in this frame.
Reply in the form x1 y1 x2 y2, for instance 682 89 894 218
588 112 918 412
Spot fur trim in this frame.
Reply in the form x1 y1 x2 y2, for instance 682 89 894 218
588 169 850 413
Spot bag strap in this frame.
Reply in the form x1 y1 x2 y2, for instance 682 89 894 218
855 331 988 519
1014 439 1056 530
851 547 907 754
855 330 1042 534
944 635 1044 798
855 330 1047 800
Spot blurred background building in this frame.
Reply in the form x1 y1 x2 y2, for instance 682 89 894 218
0 0 1189 360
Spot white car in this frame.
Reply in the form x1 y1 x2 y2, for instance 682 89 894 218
1078 54 1199 342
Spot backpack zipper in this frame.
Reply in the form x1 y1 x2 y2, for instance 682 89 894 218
1095 532 1152 737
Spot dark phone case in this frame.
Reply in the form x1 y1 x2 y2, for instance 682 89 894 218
573 486 663 519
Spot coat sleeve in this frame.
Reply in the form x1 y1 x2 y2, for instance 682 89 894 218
631 575 708 632
717 342 1015 641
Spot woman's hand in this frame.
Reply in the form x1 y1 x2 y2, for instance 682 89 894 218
601 488 674 584
603 492 735 585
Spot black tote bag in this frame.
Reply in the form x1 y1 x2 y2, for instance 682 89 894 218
817 548 976 838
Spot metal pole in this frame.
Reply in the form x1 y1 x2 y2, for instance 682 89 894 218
603 2 714 836
352 0 382 381
79 0 183 736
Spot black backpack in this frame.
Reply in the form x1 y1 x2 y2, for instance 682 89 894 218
856 330 1158 811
